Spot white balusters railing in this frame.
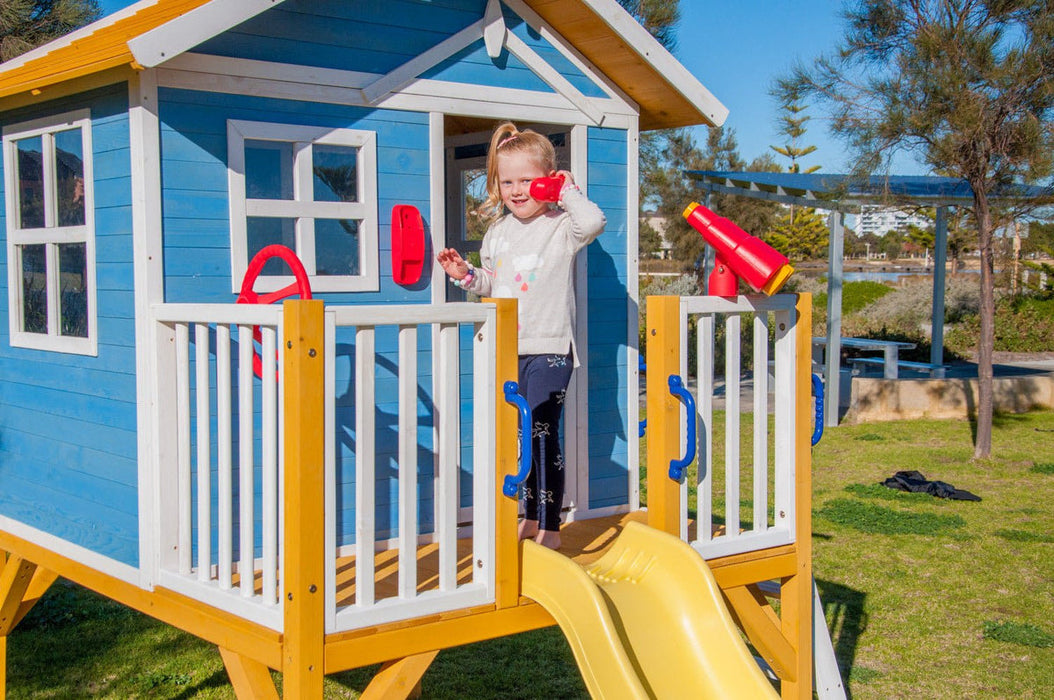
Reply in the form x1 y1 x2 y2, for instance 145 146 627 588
326 304 497 632
153 303 285 629
680 295 799 560
152 301 500 634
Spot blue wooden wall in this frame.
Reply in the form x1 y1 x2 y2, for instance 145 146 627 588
586 127 630 510
0 84 140 566
0 0 633 569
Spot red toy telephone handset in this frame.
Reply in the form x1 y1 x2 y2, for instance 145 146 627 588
529 175 565 202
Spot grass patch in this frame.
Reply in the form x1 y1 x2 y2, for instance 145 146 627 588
843 483 948 503
994 528 1054 544
7 412 1054 698
1032 462 1054 474
816 498 965 535
983 620 1054 648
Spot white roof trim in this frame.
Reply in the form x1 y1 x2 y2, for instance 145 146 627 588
482 0 506 59
504 32 605 125
578 0 728 126
362 19 485 104
0 0 161 73
129 0 291 68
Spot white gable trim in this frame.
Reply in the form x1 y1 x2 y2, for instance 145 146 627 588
503 31 605 125
482 0 507 59
575 0 728 126
362 19 485 105
129 0 292 68
156 53 640 128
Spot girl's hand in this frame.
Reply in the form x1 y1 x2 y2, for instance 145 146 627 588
437 248 469 279
554 169 574 186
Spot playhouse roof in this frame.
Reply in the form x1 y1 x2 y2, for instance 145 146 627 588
0 0 726 131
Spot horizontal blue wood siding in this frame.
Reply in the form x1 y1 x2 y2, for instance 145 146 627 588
0 84 140 566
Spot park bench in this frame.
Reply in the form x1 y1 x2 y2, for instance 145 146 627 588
849 356 947 378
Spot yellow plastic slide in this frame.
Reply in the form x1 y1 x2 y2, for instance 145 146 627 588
521 521 779 699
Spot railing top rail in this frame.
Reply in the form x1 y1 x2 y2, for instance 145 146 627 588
151 303 283 325
152 301 496 327
329 302 495 326
678 293 798 315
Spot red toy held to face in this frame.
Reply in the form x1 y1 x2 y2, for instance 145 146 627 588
529 175 565 202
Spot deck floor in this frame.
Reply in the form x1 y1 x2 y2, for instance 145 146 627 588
333 511 655 607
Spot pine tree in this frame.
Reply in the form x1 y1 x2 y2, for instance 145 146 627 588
0 0 100 62
781 0 1054 457
767 86 825 259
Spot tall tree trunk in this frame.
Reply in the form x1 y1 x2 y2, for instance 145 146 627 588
973 189 995 458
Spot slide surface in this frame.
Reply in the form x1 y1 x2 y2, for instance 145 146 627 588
521 521 779 699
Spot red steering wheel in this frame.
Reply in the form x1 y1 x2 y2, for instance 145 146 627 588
236 245 313 378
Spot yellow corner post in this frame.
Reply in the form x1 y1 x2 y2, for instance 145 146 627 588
282 299 327 699
485 297 520 609
781 293 814 700
645 295 683 536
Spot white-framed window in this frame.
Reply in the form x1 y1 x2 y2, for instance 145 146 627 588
3 109 97 355
228 120 379 293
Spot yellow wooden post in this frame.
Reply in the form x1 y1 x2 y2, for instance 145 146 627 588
282 299 326 699
1 550 6 698
781 293 814 700
486 297 520 609
645 295 682 536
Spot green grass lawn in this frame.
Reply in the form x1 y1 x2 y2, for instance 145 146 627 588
5 411 1054 698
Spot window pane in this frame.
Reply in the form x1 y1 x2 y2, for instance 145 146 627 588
245 140 294 200
21 244 47 333
59 243 88 338
55 129 86 227
247 217 297 276
313 145 358 202
314 219 359 276
15 136 45 229
462 168 488 242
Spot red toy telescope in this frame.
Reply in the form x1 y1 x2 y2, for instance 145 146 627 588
529 175 564 202
683 202 794 297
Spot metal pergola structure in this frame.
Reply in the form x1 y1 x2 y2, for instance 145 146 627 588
687 170 1047 426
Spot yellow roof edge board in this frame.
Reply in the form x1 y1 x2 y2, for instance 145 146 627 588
521 521 779 699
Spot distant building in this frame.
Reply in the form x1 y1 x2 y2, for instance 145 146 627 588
856 205 930 236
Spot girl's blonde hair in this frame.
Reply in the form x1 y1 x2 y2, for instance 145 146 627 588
481 122 557 220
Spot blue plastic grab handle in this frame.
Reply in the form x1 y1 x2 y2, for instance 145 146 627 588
502 381 533 498
667 374 696 481
811 373 824 446
638 355 647 437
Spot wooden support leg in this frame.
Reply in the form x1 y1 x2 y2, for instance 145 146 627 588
780 573 813 700
722 585 796 683
361 651 439 700
219 646 279 700
0 556 36 637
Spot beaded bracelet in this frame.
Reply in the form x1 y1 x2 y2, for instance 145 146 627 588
451 264 475 288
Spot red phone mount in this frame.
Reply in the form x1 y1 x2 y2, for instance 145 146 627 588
529 175 565 202
683 202 794 297
391 204 425 286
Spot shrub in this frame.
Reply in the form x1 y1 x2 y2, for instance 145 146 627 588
946 294 1054 355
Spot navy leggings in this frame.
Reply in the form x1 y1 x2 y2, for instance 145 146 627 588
518 353 573 532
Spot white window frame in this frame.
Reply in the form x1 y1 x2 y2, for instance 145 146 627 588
228 120 379 293
3 109 97 356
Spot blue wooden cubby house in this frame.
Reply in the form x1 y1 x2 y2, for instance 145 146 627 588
0 2 836 698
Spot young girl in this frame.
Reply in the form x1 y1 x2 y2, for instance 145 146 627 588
437 122 605 550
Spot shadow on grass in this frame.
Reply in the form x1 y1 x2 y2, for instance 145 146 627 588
816 578 870 699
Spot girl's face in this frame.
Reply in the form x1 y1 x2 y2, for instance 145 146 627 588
497 151 551 220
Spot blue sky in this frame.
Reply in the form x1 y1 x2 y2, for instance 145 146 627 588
96 0 928 175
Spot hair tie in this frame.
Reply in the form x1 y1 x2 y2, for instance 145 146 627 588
497 134 518 149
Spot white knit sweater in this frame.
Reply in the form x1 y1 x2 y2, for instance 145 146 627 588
463 188 606 365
